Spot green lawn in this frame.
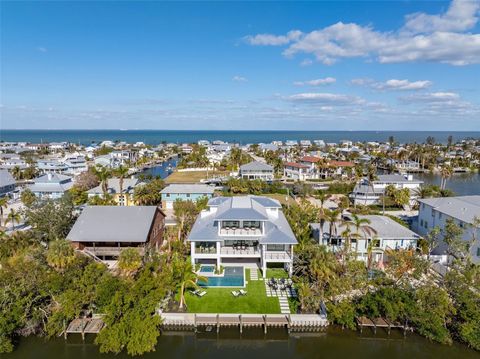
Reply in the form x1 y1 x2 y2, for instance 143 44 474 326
185 270 280 314
265 268 289 279
165 170 229 184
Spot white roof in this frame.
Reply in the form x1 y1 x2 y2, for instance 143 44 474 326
419 196 480 224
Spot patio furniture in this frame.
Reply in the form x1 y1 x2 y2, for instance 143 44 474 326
190 289 200 296
197 290 207 297
231 291 240 297
239 289 247 296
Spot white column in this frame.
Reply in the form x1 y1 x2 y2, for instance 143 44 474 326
262 244 267 278
216 241 221 270
190 242 195 266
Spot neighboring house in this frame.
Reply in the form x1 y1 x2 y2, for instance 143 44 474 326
283 162 310 181
0 158 27 170
0 170 16 198
350 174 423 206
160 184 215 209
387 159 421 172
239 161 274 181
188 196 297 277
36 160 69 174
67 206 165 265
63 155 88 176
87 178 142 206
28 173 73 199
310 214 420 264
328 160 355 177
416 196 480 265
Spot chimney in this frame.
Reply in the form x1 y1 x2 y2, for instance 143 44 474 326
47 173 52 181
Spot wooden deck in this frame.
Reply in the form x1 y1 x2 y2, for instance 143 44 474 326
64 317 105 339
356 316 410 335
160 312 328 333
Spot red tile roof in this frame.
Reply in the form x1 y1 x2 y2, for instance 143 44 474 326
284 162 309 169
328 160 354 167
300 156 322 163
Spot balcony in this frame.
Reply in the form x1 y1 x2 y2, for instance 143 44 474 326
219 227 262 236
220 246 261 257
83 246 145 256
265 251 291 261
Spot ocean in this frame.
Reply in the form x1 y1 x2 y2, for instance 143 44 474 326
1 130 479 145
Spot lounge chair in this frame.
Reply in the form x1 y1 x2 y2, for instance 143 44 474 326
190 289 200 296
197 290 207 297
231 291 240 297
239 289 247 296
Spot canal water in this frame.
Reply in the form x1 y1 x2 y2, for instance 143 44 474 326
140 156 179 179
4 327 478 359
416 172 480 196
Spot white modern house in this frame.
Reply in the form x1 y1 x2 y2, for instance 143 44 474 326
417 196 480 265
188 196 297 277
350 174 423 206
28 173 73 199
0 170 16 198
239 161 274 181
283 162 311 181
310 214 420 265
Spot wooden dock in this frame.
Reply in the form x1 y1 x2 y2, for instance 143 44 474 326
64 317 105 340
160 313 328 334
356 316 410 335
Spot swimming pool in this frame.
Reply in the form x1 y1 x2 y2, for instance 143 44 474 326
199 265 215 273
198 266 244 287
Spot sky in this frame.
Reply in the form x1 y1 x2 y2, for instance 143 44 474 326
1 0 479 130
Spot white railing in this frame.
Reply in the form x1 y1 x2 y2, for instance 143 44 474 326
84 246 144 256
219 228 262 236
265 251 291 261
220 246 260 256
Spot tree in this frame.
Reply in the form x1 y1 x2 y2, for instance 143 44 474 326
173 199 198 242
94 166 111 197
24 195 76 241
349 214 377 253
444 218 467 263
75 170 99 191
0 197 8 227
20 189 36 207
5 209 21 231
117 248 143 277
114 166 130 198
440 164 453 190
173 257 207 310
133 178 164 205
46 239 76 271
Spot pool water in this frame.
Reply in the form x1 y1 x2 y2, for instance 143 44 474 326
199 265 215 273
198 266 244 287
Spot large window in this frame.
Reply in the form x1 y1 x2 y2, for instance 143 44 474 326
266 244 286 251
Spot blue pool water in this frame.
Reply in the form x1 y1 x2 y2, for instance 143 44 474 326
199 267 244 287
199 265 215 273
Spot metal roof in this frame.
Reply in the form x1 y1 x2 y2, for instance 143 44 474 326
240 161 273 171
419 196 480 224
160 183 215 195
67 206 161 243
0 170 15 188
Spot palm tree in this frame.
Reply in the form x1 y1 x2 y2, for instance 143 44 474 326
114 165 130 205
0 197 8 227
118 248 143 277
95 166 111 198
47 239 76 271
11 166 22 180
5 209 21 231
324 209 342 244
349 214 377 254
174 258 207 309
440 164 453 190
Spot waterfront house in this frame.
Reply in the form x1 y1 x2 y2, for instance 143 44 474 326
160 183 215 209
239 161 274 181
28 173 73 199
188 195 297 277
0 170 16 198
350 174 423 207
67 206 165 265
36 159 69 174
87 177 142 206
310 214 420 265
283 162 311 181
416 196 480 265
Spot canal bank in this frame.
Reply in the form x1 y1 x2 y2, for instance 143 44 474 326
5 327 478 359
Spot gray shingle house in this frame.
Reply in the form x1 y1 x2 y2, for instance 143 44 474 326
239 161 274 181
188 195 297 277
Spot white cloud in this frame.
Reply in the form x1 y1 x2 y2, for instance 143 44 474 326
294 77 336 86
352 78 432 91
245 0 480 65
286 92 365 105
36 47 48 53
300 59 313 66
400 91 461 103
232 75 248 82
403 0 480 34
